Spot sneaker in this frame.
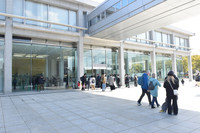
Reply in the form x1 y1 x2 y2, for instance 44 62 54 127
151 106 155 109
137 102 141 106
159 110 164 113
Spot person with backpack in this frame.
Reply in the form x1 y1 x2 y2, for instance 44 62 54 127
137 70 151 106
90 75 96 90
148 73 161 109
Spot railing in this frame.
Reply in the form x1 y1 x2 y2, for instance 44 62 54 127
127 37 191 51
0 12 88 31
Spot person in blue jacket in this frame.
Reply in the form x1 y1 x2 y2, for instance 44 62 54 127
148 73 161 108
137 70 151 106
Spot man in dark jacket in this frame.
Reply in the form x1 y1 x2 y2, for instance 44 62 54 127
81 74 87 91
96 74 101 88
137 70 151 106
163 71 179 115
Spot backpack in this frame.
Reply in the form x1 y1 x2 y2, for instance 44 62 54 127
148 81 155 90
138 76 143 85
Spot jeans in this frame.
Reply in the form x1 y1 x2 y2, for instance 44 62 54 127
152 96 159 107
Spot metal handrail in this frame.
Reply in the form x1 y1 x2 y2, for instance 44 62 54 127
129 37 191 50
0 12 88 30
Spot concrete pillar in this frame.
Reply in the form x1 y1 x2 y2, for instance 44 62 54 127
119 42 125 86
151 48 157 78
188 54 193 81
51 59 57 77
172 52 177 76
4 0 13 93
77 31 84 82
162 60 166 79
59 52 64 86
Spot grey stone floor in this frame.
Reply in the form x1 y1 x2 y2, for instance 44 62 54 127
0 80 200 133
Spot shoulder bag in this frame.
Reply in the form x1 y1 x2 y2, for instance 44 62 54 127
168 80 178 95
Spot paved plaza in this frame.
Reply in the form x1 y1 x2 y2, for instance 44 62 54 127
0 80 200 133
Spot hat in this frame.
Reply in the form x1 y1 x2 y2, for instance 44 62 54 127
168 71 174 76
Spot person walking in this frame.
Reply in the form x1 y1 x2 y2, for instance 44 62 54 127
163 71 179 115
134 75 138 87
102 74 107 91
108 74 115 91
116 74 121 88
148 73 161 109
96 74 101 88
137 70 151 106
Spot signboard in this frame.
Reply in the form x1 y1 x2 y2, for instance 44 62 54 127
93 64 106 69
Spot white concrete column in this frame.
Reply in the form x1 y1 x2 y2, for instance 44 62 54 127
172 52 177 76
77 31 84 82
119 42 125 86
59 52 64 86
4 0 13 93
51 59 57 77
151 48 157 78
188 54 193 81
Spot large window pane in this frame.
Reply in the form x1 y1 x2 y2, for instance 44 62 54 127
12 43 32 92
156 54 172 81
49 6 68 30
13 0 23 22
155 32 162 46
122 0 128 7
84 49 92 76
0 0 6 20
0 40 4 92
25 1 48 27
106 48 118 75
125 51 151 84
69 11 77 32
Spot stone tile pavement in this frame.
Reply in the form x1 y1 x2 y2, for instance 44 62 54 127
0 80 200 133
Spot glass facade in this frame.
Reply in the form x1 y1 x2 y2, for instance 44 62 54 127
156 54 172 81
84 47 118 77
124 51 151 81
0 0 5 20
12 0 77 31
0 40 4 92
176 56 184 78
12 42 77 92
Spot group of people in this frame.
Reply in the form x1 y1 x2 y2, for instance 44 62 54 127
80 74 121 91
137 70 179 115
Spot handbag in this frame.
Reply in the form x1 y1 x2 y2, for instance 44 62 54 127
168 80 178 95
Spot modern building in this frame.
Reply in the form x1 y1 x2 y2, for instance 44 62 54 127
0 0 196 93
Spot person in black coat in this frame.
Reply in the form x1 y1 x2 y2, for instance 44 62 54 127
80 74 87 90
163 71 179 115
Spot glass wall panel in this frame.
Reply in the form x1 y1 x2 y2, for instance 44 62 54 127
122 0 128 7
13 0 23 22
0 0 5 20
155 31 162 46
62 47 76 88
12 43 32 91
25 1 48 27
84 49 92 76
124 51 151 84
176 56 184 78
156 54 172 81
12 42 77 92
0 40 4 92
93 48 106 76
106 48 118 75
49 6 68 30
69 11 77 32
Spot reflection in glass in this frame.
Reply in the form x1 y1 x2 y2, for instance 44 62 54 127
49 6 68 30
176 56 184 78
13 0 23 22
0 40 4 92
0 0 5 20
69 11 77 32
156 54 172 81
25 1 48 27
12 43 32 91
124 51 151 83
